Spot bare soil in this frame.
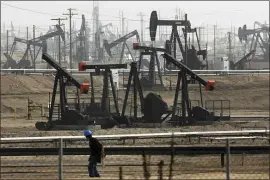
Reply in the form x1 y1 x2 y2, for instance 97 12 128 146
0 74 269 137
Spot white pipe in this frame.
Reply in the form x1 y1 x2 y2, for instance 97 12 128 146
1 130 269 141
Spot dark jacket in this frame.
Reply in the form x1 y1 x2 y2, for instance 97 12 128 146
88 137 103 163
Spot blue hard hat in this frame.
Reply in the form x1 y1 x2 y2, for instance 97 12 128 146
84 130 92 137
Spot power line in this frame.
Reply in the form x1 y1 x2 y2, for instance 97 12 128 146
1 3 65 17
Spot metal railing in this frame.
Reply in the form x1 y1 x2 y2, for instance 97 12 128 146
0 133 269 180
1 68 269 76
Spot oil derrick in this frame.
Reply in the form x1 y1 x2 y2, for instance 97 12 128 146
76 15 89 62
92 2 101 62
227 32 233 65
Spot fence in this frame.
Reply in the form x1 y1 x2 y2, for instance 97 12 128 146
1 131 269 180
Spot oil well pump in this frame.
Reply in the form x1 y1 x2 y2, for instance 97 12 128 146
132 43 167 90
119 53 226 127
161 53 221 125
3 25 65 69
35 53 90 130
103 30 140 63
36 53 130 130
225 50 255 70
238 23 269 62
149 11 207 70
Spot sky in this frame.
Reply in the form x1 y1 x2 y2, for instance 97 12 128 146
1 1 269 40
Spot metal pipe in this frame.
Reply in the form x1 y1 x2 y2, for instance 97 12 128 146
226 139 230 180
58 138 63 180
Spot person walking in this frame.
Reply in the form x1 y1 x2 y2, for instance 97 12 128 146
84 130 104 177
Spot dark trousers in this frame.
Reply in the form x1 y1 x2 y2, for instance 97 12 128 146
88 156 100 177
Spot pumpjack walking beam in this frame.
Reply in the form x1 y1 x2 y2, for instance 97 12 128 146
42 53 89 123
230 50 255 70
103 30 140 63
163 53 215 121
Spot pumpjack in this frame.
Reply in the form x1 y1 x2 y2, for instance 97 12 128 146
3 25 64 69
103 30 140 63
238 24 269 62
36 53 131 130
226 50 255 70
119 53 226 127
35 53 90 130
149 11 207 70
162 53 221 125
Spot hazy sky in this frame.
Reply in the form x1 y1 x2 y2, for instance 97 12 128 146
1 1 269 39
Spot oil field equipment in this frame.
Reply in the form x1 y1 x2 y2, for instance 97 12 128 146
238 24 269 62
75 15 90 62
103 30 140 63
149 10 190 69
78 62 131 129
162 53 226 125
226 50 255 70
149 11 206 70
35 53 90 130
3 25 65 69
93 23 116 63
133 43 167 90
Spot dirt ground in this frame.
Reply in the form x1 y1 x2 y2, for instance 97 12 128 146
0 74 269 135
0 74 269 179
1 154 269 180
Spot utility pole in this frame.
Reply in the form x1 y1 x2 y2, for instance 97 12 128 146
33 25 36 70
137 12 145 44
63 26 66 63
233 26 236 61
213 25 216 66
27 27 29 60
228 32 232 62
51 17 67 66
63 8 77 70
158 10 161 41
6 30 9 54
122 11 125 36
